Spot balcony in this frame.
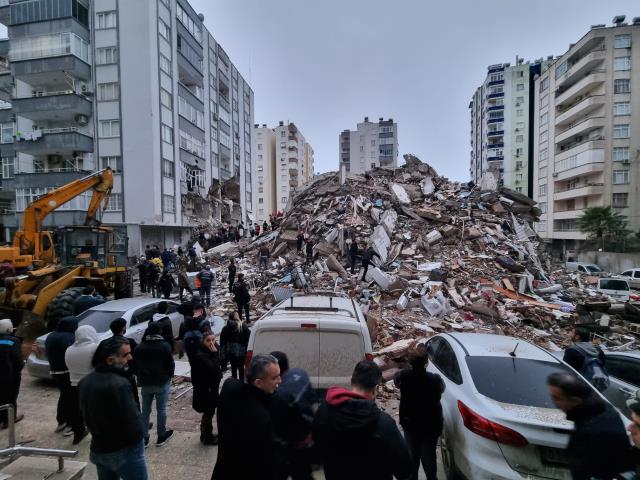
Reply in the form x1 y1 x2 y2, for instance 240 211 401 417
553 208 586 220
12 91 92 122
555 49 606 89
555 95 605 126
555 116 605 144
553 183 603 201
555 72 606 107
12 55 91 84
487 92 504 99
555 161 604 182
487 130 504 138
487 156 504 162
552 230 588 240
13 128 93 155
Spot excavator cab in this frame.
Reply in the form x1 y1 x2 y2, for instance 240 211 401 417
56 226 127 268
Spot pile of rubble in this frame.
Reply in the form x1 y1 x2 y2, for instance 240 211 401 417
197 155 640 371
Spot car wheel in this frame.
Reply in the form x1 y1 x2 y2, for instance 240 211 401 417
441 429 462 480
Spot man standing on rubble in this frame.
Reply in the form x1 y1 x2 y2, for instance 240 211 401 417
305 238 314 266
360 246 380 282
233 273 251 324
197 265 215 307
313 360 412 480
255 223 261 236
259 244 270 271
296 228 305 254
349 239 359 274
228 259 237 293
394 345 444 480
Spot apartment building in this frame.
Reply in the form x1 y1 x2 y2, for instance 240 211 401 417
469 59 552 195
533 17 640 251
339 117 398 174
0 0 254 255
252 121 314 223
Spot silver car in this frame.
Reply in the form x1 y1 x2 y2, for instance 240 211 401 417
28 298 184 380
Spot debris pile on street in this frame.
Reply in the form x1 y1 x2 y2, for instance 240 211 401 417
187 154 640 374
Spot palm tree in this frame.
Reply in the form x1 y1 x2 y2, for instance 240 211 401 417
577 206 627 249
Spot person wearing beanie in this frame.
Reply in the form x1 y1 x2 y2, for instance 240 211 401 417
0 319 24 428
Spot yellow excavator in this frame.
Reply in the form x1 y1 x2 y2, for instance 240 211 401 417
0 167 133 345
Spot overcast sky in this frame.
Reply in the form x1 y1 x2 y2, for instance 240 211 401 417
194 1 636 180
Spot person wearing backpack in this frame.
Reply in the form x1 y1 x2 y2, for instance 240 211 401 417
563 327 609 391
180 302 210 360
269 352 315 480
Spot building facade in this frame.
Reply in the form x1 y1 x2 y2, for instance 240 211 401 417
339 117 398 174
252 121 313 224
469 59 552 195
0 0 254 255
533 18 640 250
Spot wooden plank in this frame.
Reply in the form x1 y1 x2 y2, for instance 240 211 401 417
503 278 515 291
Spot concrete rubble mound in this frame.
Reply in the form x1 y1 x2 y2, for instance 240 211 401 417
193 154 640 381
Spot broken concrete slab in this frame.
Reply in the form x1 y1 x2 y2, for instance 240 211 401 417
391 183 411 204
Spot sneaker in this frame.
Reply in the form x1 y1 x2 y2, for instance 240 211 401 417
144 437 150 449
55 423 67 433
72 428 89 445
156 429 173 447
62 425 74 436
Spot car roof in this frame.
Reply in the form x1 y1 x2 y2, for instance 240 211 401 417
89 297 175 311
264 295 361 322
605 350 640 358
444 333 556 361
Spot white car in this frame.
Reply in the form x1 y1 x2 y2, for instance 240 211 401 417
618 268 640 289
426 332 595 480
597 277 631 302
28 298 184 379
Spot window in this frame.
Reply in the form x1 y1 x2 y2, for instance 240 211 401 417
178 97 204 129
540 112 548 126
161 158 174 178
218 107 231 125
515 173 523 182
159 54 171 74
613 124 630 138
101 156 122 173
539 131 548 144
163 194 175 213
516 147 524 156
219 131 231 148
160 88 172 109
97 82 119 101
516 83 524 91
615 34 632 49
489 72 503 82
539 203 547 214
612 170 629 185
613 147 630 161
161 124 173 144
612 193 628 208
516 135 524 143
540 95 549 108
614 79 631 94
515 187 523 193
1 156 15 179
539 77 549 92
606 356 640 386
614 101 631 116
96 11 117 29
488 110 503 120
538 166 547 178
0 122 14 143
106 193 122 211
179 130 205 158
158 19 170 40
516 109 523 117
10 0 89 26
96 47 118 65
281 197 288 203
99 120 120 138
539 184 547 196
177 3 203 43
614 57 631 71
9 32 90 63
258 198 264 204
426 337 462 385
516 96 524 104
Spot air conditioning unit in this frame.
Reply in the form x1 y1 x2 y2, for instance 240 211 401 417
552 172 558 177
75 114 89 126
80 84 94 95
212 113 218 121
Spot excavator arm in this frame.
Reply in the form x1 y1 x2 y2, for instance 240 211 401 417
18 168 114 257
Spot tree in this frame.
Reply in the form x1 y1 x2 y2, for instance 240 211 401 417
577 206 627 250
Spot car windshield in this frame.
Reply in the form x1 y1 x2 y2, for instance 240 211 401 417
78 310 126 333
466 356 575 408
599 279 629 291
585 265 602 273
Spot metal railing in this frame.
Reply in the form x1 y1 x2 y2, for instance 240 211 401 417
0 404 78 472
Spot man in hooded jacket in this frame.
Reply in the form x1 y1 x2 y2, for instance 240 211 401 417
313 360 411 480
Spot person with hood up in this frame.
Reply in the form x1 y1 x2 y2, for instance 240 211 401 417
135 322 175 448
563 327 608 391
394 344 445 480
64 325 99 444
547 372 633 479
212 354 281 480
313 360 411 480
219 312 250 380
189 330 222 445
45 316 78 436
360 246 380 282
158 271 176 300
0 319 24 428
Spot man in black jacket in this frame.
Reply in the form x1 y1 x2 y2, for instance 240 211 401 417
348 239 359 274
212 354 282 480
110 319 140 409
0 319 24 428
360 246 381 281
227 259 236 293
80 336 148 479
135 322 175 448
394 345 445 480
197 265 215 306
73 285 104 316
232 273 251 323
313 360 411 480
563 327 606 372
547 372 633 480
45 316 78 435
149 301 175 352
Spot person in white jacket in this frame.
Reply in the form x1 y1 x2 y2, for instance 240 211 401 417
64 325 99 445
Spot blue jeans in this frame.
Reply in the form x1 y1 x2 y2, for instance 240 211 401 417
141 382 170 440
91 440 148 480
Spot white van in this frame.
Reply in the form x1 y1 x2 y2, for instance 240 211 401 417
597 277 631 302
245 293 373 390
